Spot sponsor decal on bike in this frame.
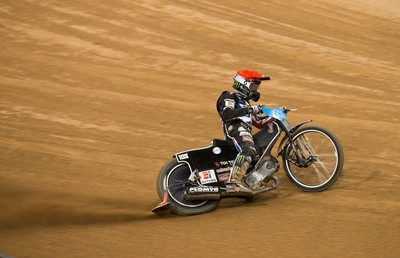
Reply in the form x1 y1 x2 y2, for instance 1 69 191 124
198 169 218 184
217 160 235 166
189 186 219 193
177 153 189 160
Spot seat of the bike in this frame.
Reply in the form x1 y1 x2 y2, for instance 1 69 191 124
211 139 234 147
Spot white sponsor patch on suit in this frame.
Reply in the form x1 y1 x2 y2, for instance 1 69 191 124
225 99 235 109
239 131 252 136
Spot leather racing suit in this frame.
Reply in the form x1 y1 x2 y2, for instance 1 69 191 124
216 91 261 188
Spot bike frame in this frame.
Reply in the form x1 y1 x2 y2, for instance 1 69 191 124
173 106 313 186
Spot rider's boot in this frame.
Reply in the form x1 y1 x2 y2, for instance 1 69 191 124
226 158 253 195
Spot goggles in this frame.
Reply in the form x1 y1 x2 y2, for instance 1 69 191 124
248 81 260 91
234 75 261 91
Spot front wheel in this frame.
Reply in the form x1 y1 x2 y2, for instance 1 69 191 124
156 159 220 215
283 126 344 191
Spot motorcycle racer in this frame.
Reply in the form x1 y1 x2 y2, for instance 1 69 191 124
216 70 271 194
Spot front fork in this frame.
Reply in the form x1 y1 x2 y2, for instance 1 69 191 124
277 120 313 164
286 137 317 167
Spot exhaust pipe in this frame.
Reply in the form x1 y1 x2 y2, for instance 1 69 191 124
252 175 281 195
184 186 221 200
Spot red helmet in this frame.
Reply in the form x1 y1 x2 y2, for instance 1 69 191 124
233 70 270 101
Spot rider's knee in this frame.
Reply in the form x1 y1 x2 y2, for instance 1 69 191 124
242 146 258 162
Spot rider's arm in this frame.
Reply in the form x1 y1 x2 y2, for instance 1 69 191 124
218 94 249 122
221 107 249 122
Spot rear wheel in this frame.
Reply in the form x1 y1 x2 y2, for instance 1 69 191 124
283 126 344 191
156 159 220 215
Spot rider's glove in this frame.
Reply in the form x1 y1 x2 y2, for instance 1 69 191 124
247 105 260 115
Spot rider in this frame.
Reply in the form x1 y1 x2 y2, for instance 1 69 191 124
216 70 271 194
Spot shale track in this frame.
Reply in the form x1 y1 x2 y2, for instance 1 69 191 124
0 0 399 257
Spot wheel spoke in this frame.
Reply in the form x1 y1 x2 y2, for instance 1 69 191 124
315 157 332 174
312 164 328 183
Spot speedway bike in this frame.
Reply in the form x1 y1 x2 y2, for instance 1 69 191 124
152 105 344 215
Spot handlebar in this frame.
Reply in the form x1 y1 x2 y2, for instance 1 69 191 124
284 108 298 113
257 105 298 121
258 104 297 113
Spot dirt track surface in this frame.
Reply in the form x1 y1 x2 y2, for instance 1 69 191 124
1 0 399 257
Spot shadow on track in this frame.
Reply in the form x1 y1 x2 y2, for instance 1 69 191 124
0 183 163 231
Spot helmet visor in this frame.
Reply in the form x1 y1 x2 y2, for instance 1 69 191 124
249 81 260 91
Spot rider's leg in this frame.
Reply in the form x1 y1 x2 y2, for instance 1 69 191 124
226 126 258 194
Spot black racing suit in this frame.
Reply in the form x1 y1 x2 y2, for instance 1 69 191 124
216 91 258 183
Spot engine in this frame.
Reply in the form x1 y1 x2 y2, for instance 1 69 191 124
244 156 280 189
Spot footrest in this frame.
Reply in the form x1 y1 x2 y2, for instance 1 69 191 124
151 201 170 214
152 191 170 214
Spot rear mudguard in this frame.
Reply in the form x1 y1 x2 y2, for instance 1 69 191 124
174 140 237 187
